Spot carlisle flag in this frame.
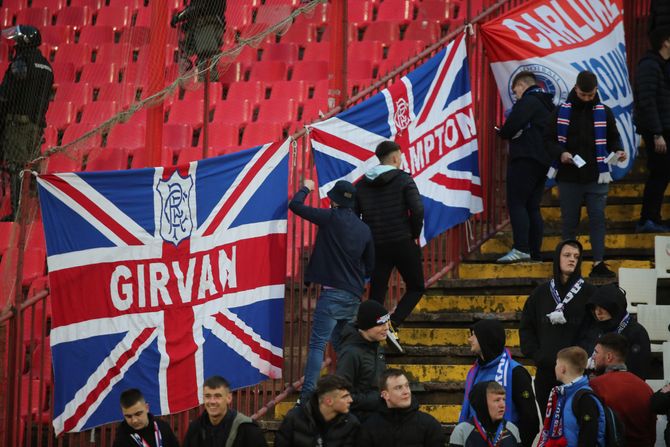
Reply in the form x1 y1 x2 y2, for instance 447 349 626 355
309 34 482 245
36 140 289 434
480 0 636 179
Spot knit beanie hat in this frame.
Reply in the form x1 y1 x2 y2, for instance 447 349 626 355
356 300 390 330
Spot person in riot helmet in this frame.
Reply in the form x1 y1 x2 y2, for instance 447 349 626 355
0 25 53 220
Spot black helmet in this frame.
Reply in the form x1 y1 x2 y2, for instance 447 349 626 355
2 25 41 48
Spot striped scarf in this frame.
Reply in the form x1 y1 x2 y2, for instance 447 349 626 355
547 102 612 184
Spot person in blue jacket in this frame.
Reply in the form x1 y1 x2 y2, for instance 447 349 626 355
289 179 374 403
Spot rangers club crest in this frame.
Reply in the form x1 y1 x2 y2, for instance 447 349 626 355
157 170 194 246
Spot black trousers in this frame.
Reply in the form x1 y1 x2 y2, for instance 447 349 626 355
640 133 670 224
369 238 426 326
506 158 547 259
534 366 559 415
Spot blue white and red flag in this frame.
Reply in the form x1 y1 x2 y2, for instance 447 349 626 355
308 34 483 245
36 141 289 434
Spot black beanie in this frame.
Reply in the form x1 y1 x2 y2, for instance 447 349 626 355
356 300 390 330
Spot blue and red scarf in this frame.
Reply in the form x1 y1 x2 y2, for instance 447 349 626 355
538 385 568 447
547 102 612 184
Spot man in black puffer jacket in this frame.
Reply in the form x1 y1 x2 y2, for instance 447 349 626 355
650 0 670 32
496 70 555 263
276 375 359 447
355 368 445 447
355 140 425 353
634 26 670 233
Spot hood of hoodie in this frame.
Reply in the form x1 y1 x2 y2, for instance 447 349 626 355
469 381 497 432
587 283 628 325
472 319 505 364
377 394 420 422
566 87 602 110
552 239 583 286
524 86 555 111
364 166 402 185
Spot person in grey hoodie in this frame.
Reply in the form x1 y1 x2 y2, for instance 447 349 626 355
355 140 425 353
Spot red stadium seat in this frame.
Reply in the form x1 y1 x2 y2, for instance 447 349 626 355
107 0 143 9
130 147 173 168
79 26 116 47
50 62 76 83
320 24 357 43
301 42 328 61
26 223 46 256
212 98 253 125
55 6 93 28
417 0 456 25
255 4 292 25
31 0 65 9
95 43 133 65
291 61 328 83
106 123 145 150
256 98 298 127
347 1 372 27
85 147 130 171
347 60 375 80
44 151 84 173
70 0 104 8
2 0 27 10
225 4 252 32
261 43 299 64
293 2 328 26
119 26 151 48
42 126 58 150
121 107 147 127
79 100 118 124
0 8 13 28
61 123 102 152
404 20 441 42
241 122 283 148
40 25 75 45
349 41 384 65
388 40 426 63
267 80 308 104
79 63 119 88
0 222 16 256
302 97 329 121
94 6 132 30
279 22 317 44
226 81 265 104
52 43 92 67
167 100 206 128
312 80 328 101
362 21 400 42
163 124 193 149
21 248 46 287
182 83 223 104
206 123 240 149
97 82 137 109
45 101 77 130
176 147 204 166
248 61 288 82
217 61 245 86
376 0 415 24
16 7 51 28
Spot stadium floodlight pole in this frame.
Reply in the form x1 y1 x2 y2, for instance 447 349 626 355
144 0 168 168
328 0 347 109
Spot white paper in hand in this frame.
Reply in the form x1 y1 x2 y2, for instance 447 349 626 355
572 154 586 168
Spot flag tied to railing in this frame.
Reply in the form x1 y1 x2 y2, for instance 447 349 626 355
37 141 289 434
480 0 636 179
308 34 483 246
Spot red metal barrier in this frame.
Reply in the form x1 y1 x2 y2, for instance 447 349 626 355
0 0 651 444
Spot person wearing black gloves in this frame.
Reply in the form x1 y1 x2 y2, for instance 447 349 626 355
0 25 53 220
496 70 555 263
459 319 538 447
580 283 651 379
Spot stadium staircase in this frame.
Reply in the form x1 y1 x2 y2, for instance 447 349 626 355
268 154 668 443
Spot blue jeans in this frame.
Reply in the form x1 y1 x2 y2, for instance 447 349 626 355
300 288 360 401
558 181 609 261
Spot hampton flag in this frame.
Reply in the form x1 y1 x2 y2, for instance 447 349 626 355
480 0 636 179
309 34 483 245
36 141 289 434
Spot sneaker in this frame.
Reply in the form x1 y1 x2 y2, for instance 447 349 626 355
590 262 616 278
386 322 404 353
496 248 531 263
636 220 670 233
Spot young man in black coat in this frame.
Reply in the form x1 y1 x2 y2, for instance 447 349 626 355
651 383 670 446
356 368 445 447
580 283 651 379
519 239 596 411
634 26 670 232
496 70 555 263
112 388 180 447
275 374 359 447
182 376 267 447
355 140 425 352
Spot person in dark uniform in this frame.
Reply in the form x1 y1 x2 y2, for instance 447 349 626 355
0 25 53 220
171 0 226 81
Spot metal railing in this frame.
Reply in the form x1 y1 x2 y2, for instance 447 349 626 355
0 0 651 444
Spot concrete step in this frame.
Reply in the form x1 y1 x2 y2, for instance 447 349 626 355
389 363 537 382
414 295 526 313
400 328 519 347
457 259 652 279
480 233 657 256
541 203 670 222
549 183 670 200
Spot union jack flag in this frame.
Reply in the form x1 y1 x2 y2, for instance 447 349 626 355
36 141 289 434
309 34 482 245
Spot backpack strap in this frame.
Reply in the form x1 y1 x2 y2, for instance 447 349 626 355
224 413 254 447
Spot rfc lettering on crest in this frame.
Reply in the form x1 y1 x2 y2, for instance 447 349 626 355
157 170 194 246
